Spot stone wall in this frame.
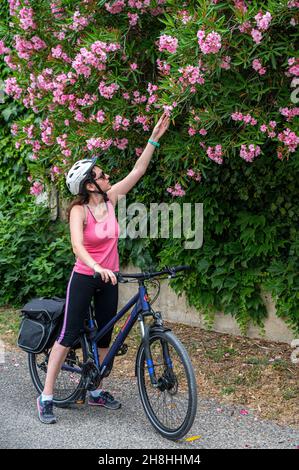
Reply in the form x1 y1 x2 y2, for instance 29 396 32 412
118 264 295 344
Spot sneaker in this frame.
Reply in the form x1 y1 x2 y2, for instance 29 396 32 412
37 396 57 424
88 391 121 410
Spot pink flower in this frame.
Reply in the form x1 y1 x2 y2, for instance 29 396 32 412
207 144 224 164
98 80 119 99
4 77 22 99
233 0 247 13
156 58 171 76
251 29 263 44
188 127 197 136
255 11 272 31
157 35 178 54
187 169 202 182
252 59 262 71
277 128 299 152
30 181 44 196
167 183 186 197
220 56 231 69
105 0 126 14
197 30 222 54
232 112 243 121
178 65 205 90
112 115 130 131
19 7 36 31
128 12 139 27
0 40 10 55
129 62 138 70
240 144 261 162
240 409 249 416
279 107 299 121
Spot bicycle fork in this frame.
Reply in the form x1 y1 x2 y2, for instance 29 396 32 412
139 315 173 388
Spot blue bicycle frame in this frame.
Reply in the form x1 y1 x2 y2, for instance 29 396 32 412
87 283 151 378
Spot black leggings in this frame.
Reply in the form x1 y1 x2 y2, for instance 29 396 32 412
57 270 118 348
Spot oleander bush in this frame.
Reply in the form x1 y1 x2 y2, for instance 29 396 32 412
0 0 298 333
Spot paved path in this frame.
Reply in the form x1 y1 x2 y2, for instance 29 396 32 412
0 352 298 449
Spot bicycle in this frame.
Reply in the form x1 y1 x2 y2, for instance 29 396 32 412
28 265 198 440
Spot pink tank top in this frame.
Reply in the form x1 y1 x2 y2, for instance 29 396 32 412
73 200 120 275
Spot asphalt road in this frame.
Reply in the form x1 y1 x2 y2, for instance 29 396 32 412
0 351 298 449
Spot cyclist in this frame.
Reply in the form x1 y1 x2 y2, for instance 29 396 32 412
37 112 170 424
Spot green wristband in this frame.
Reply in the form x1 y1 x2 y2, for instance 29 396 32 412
148 139 160 148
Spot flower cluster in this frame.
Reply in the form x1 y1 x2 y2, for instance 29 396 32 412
252 58 266 75
157 35 178 54
98 80 120 99
231 112 257 126
86 137 113 151
279 107 299 122
56 133 72 157
220 56 231 70
188 126 207 137
255 11 272 31
4 77 22 99
113 138 129 150
197 30 222 54
50 165 62 182
167 183 186 197
156 58 171 76
19 7 36 31
277 128 299 153
30 181 44 196
112 115 131 131
40 118 54 146
72 40 121 77
177 9 193 24
233 0 248 14
287 57 299 77
260 121 277 138
240 144 261 162
187 169 202 182
207 145 224 164
14 35 47 60
51 45 72 63
69 10 93 31
178 65 205 92
251 11 272 44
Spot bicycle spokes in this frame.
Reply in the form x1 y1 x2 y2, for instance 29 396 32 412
142 337 191 432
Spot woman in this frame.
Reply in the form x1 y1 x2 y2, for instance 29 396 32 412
37 112 170 424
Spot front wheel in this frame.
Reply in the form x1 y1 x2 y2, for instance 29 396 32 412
136 330 197 440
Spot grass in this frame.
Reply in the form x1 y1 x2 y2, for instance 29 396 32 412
0 306 21 347
1 305 298 428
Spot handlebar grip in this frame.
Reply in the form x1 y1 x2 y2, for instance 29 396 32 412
93 271 119 280
170 265 191 272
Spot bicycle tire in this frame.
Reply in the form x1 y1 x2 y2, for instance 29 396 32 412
28 336 87 406
136 330 197 440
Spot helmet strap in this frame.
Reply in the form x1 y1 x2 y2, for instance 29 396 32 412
90 179 109 202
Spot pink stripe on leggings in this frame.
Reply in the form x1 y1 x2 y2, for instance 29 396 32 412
57 269 75 344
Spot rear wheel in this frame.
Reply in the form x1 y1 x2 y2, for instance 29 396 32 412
136 330 197 440
28 337 87 406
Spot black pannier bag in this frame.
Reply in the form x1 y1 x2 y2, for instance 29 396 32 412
17 297 65 354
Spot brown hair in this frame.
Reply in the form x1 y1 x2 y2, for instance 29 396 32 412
66 167 97 223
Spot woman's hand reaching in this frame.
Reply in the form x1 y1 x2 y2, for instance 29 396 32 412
150 111 170 141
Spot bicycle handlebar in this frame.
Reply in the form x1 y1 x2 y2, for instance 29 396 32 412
93 265 191 282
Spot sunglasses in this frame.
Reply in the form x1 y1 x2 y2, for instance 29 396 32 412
93 170 107 181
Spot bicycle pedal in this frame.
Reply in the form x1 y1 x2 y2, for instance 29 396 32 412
116 343 128 356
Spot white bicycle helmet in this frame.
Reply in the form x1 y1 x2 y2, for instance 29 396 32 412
66 157 97 195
